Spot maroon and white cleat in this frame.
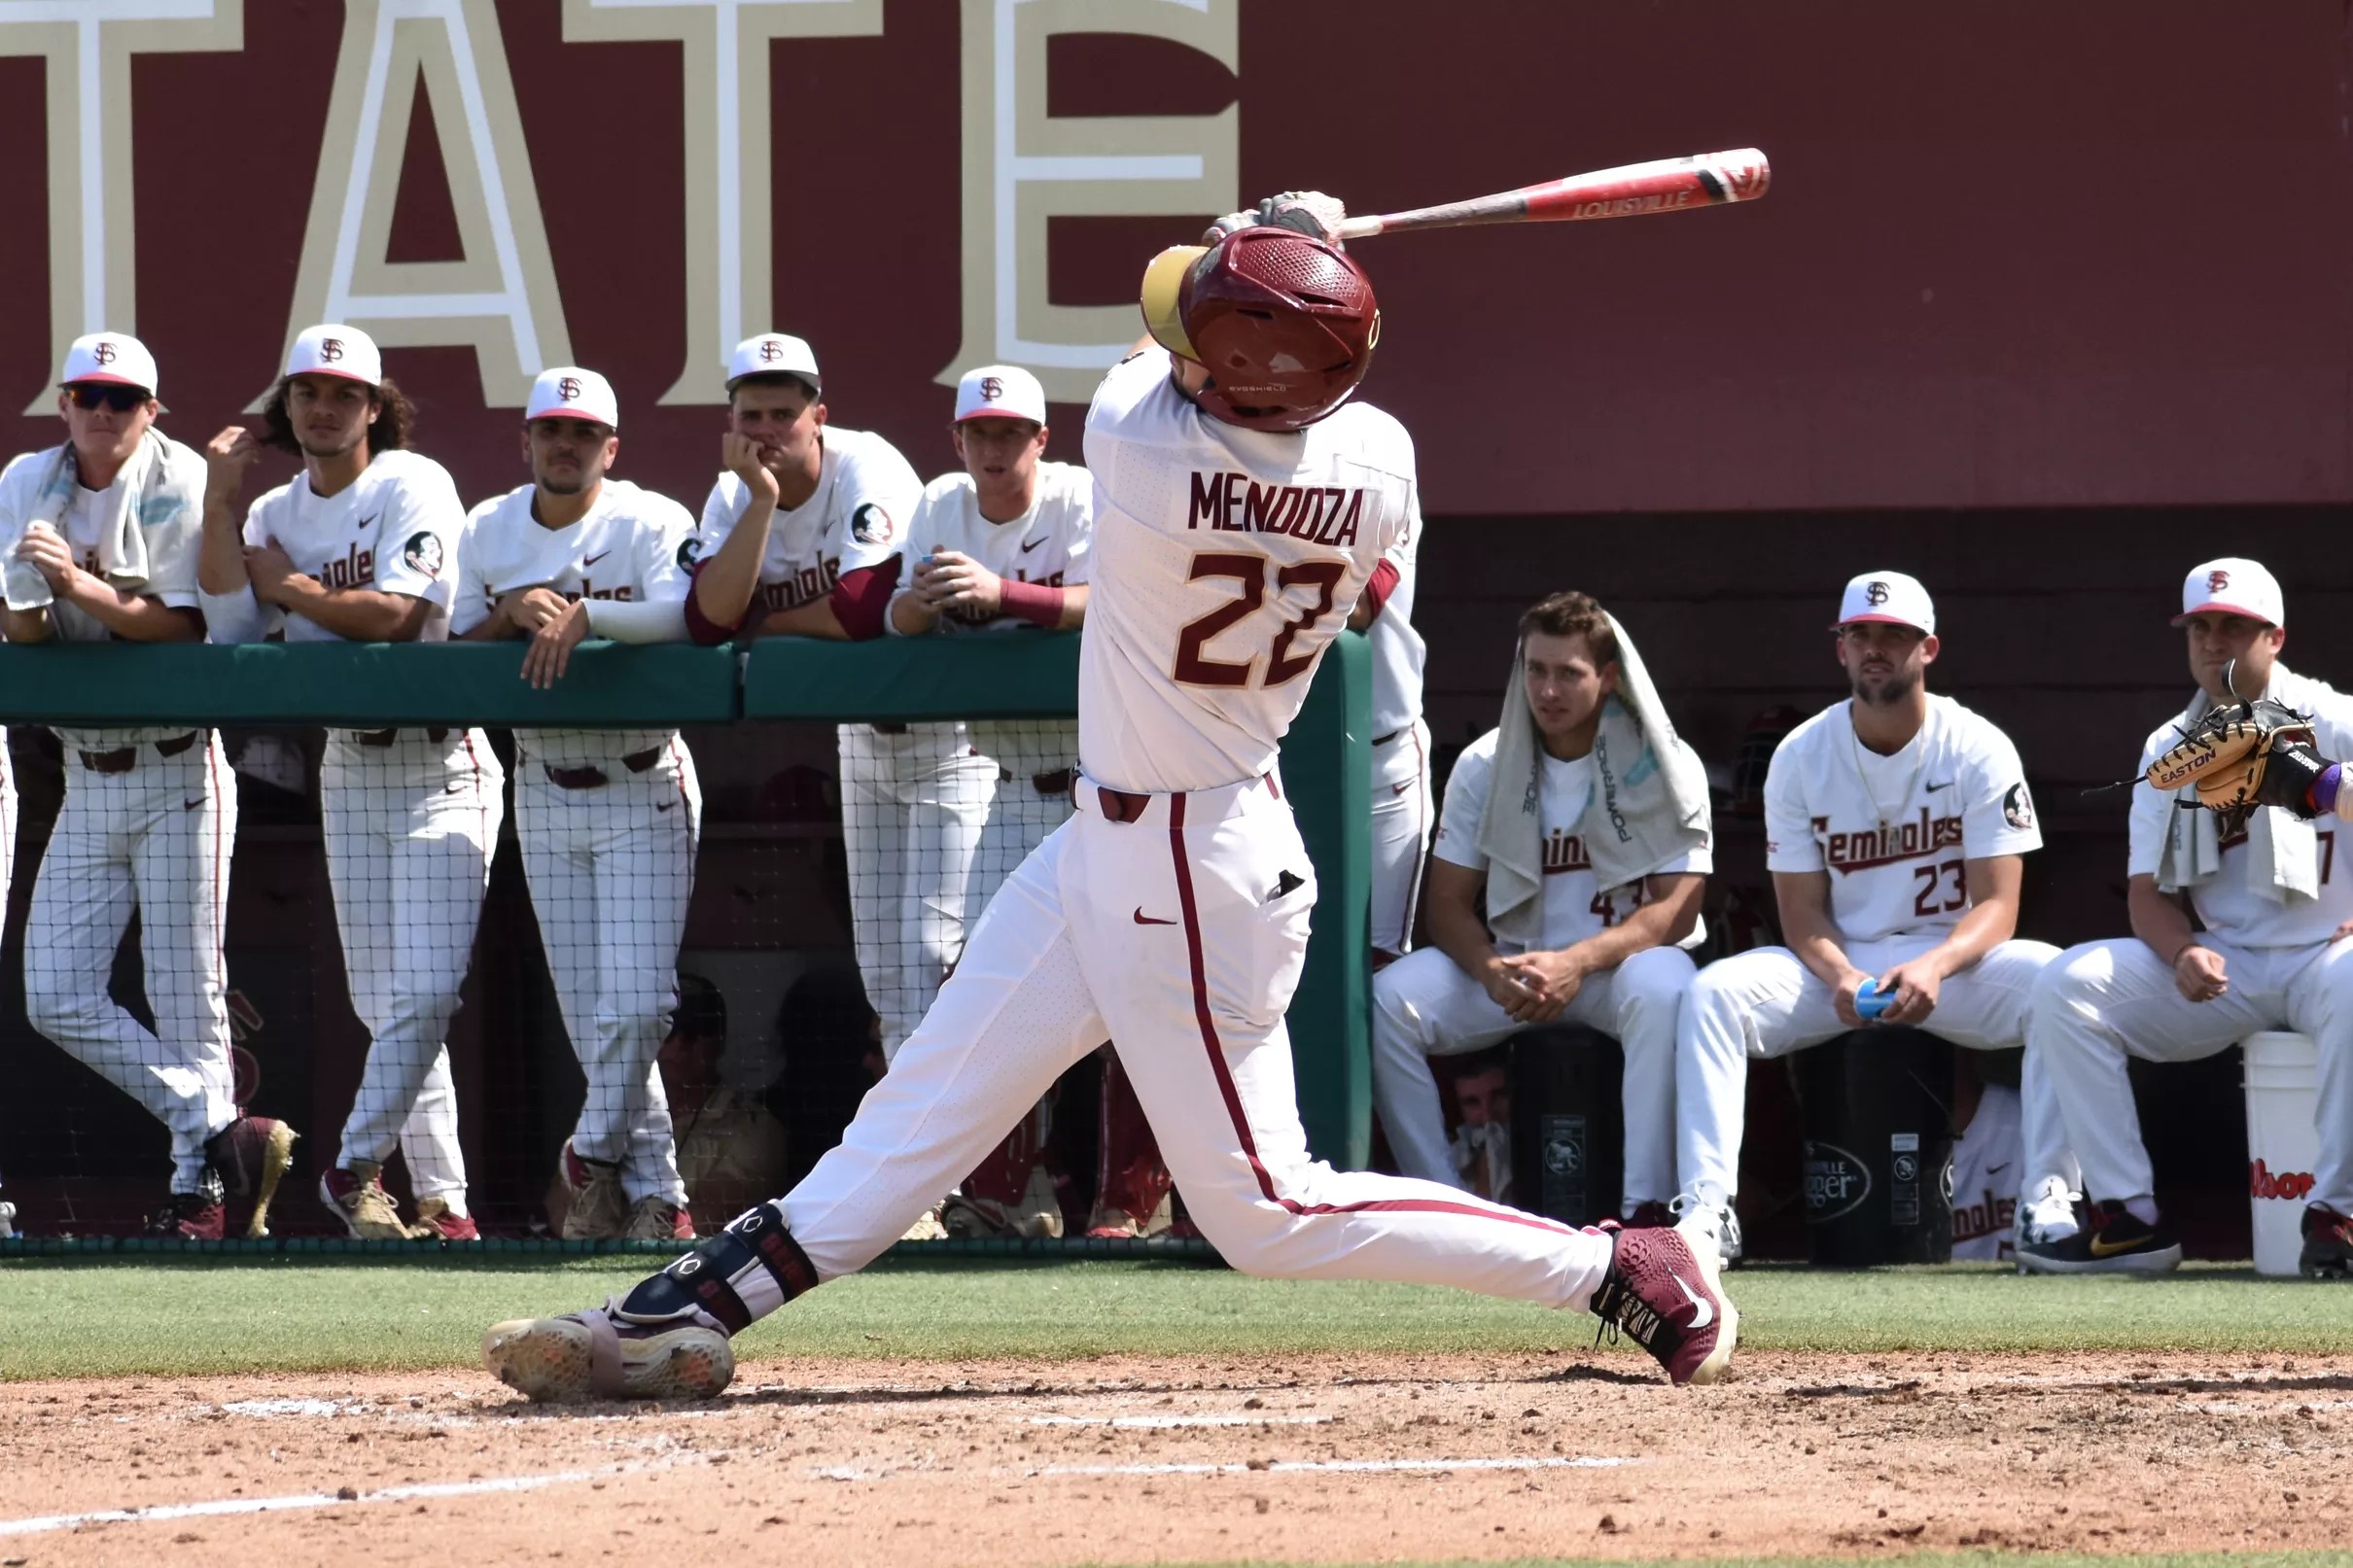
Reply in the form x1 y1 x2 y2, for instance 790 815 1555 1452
413 1198 481 1242
1590 1211 1738 1385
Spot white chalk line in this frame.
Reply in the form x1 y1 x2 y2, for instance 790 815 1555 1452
810 1454 1639 1482
1022 1412 1334 1428
0 1460 669 1539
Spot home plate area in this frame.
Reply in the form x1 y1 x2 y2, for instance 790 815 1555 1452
2 1350 2348 1565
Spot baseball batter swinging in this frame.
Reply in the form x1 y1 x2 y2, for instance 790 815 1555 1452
454 366 703 1241
1 332 295 1238
200 325 496 1241
483 196 1738 1400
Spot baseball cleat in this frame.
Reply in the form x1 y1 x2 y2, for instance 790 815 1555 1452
558 1142 629 1239
413 1198 480 1242
1669 1193 1744 1265
482 1300 734 1403
2015 1175 2082 1254
942 1165 1065 1239
1590 1210 1738 1386
144 1186 227 1240
2300 1203 2353 1278
321 1161 428 1240
2016 1201 2181 1274
204 1115 299 1238
900 1202 950 1242
625 1197 695 1241
1622 1201 1676 1229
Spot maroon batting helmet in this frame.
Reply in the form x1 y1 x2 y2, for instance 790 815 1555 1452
1139 226 1380 432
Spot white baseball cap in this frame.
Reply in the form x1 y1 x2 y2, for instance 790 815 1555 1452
726 331 820 393
1834 570 1936 635
525 366 619 430
284 324 383 387
954 365 1047 426
60 331 159 396
2174 557 2284 628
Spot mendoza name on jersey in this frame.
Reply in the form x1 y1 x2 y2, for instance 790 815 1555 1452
1187 473 1364 546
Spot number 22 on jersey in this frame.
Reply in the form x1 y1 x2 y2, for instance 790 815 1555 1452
1172 552 1348 689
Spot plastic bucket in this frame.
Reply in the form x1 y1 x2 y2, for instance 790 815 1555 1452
1508 1025 1624 1230
2242 1030 2320 1277
1792 1029 1955 1266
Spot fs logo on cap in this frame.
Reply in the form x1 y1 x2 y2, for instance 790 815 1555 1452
1866 581 1890 607
759 338 787 363
558 375 582 401
2208 570 2230 594
319 337 345 364
91 341 118 366
979 375 1004 401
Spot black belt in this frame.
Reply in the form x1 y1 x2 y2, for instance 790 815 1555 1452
353 726 450 748
1031 768 1073 798
544 748 663 789
1096 786 1149 823
79 731 198 774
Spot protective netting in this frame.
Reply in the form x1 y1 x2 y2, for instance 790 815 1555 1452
0 716 1175 1242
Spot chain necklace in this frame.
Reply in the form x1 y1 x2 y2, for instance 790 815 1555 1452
1847 701 1925 838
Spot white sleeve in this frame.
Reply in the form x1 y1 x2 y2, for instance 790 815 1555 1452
832 436 922 575
224 493 287 639
636 499 697 605
1059 469 1095 587
1429 740 1493 871
884 486 943 638
1961 725 2041 858
370 464 464 606
447 505 495 638
1763 739 1825 874
2126 725 2177 879
585 597 689 643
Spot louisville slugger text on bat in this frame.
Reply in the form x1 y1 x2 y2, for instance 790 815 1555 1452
1336 149 1771 240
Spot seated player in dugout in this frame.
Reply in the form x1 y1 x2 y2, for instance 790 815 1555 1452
481 191 1737 1401
453 366 706 1241
2021 558 2353 1278
1 331 296 1239
200 324 496 1243
684 331 922 645
1674 572 2084 1263
1371 591 1710 1229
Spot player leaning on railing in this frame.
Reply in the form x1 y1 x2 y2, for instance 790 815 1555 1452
452 366 704 1243
200 324 495 1243
1 332 295 1239
479 192 1738 1401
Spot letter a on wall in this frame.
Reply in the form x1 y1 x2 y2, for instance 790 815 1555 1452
265 0 571 408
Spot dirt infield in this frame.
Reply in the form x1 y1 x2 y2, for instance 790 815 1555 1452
2 1349 2346 1564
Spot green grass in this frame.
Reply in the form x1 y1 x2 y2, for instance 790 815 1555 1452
0 1258 2347 1381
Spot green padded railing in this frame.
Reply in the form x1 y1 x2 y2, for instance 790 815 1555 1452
0 631 1374 1167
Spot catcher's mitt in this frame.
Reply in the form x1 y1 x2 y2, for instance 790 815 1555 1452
2146 696 2328 834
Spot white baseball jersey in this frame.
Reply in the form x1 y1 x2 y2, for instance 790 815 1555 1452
2127 670 2353 950
1077 347 1415 794
0 441 205 752
889 460 1094 634
1433 728 1709 955
1366 497 1424 738
694 428 921 614
453 479 696 766
241 449 466 643
1765 695 2041 946
1949 1082 2021 1263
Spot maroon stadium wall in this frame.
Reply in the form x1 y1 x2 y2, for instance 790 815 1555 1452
0 1 2346 514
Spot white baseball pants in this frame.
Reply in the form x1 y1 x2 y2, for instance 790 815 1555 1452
1 731 15 931
2032 934 2353 1213
1368 720 1432 958
320 729 504 1206
24 732 236 1191
966 718 1078 919
1371 943 1693 1208
515 739 698 1206
775 772 1613 1308
1675 936 2080 1207
838 722 998 1063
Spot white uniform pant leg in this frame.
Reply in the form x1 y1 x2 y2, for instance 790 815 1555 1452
1598 945 1699 1209
1367 720 1432 958
1369 947 1526 1188
1074 784 1612 1311
1 732 15 917
396 750 501 1203
592 762 697 1204
399 1055 467 1205
967 722 1075 920
2028 935 2276 1204
322 767 402 1166
516 772 601 1155
2281 938 2353 1213
838 724 912 1061
1675 946 1846 1202
1907 938 2080 1198
900 726 995 1014
25 743 236 1190
778 819 1110 1277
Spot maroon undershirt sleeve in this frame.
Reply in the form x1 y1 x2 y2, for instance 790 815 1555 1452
829 558 903 642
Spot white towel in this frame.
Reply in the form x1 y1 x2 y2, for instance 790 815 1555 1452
2 431 182 610
2154 669 2319 903
1478 610 1711 952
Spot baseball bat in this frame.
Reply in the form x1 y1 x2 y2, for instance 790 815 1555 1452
1334 149 1770 239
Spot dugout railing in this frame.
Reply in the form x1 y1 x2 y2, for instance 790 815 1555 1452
0 633 1371 1255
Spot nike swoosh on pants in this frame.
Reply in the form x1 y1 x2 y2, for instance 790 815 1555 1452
1133 907 1176 925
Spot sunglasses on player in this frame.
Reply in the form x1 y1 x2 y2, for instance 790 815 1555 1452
64 383 151 412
